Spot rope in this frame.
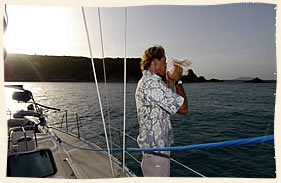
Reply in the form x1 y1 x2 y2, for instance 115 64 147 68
81 6 114 178
122 7 128 173
60 135 274 152
97 6 114 170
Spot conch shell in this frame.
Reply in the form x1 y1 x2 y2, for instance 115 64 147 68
166 58 192 89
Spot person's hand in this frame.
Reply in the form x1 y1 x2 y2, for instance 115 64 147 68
167 65 183 82
166 73 175 89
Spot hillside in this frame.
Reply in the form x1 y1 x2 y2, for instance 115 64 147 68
4 54 222 83
5 54 142 82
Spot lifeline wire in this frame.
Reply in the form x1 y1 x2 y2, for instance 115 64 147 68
58 133 273 177
122 7 128 173
60 135 274 152
109 126 205 177
51 125 206 177
81 6 114 178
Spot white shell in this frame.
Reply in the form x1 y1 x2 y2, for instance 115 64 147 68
167 58 192 76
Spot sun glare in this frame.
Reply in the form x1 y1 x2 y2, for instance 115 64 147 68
4 5 84 56
4 87 27 119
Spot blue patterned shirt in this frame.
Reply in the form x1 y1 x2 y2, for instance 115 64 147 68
135 70 184 153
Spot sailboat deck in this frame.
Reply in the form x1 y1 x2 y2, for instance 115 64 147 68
46 129 132 179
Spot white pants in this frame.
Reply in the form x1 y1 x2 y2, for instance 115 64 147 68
141 152 170 177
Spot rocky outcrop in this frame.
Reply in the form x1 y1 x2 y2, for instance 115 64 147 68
182 69 223 83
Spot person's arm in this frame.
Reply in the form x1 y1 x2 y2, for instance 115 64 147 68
167 65 188 114
175 82 188 114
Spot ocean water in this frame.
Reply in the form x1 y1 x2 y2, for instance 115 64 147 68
6 82 276 178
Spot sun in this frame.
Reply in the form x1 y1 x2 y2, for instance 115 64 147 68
3 5 85 56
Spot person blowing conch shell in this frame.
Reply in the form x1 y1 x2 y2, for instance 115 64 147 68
135 46 188 177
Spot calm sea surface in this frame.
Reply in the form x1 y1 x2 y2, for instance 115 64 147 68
6 82 276 178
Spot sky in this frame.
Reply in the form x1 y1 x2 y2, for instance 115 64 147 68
3 3 277 80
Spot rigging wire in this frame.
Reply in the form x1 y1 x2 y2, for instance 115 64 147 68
81 6 114 178
4 4 8 31
3 4 8 60
170 158 206 177
122 6 128 173
97 6 114 170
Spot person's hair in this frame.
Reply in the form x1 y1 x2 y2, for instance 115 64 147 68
140 45 165 71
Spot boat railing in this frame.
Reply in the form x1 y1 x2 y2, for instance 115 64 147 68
50 110 82 137
51 110 206 177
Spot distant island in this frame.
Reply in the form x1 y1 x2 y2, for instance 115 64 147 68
4 54 223 83
234 77 253 81
245 77 268 83
233 76 276 83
